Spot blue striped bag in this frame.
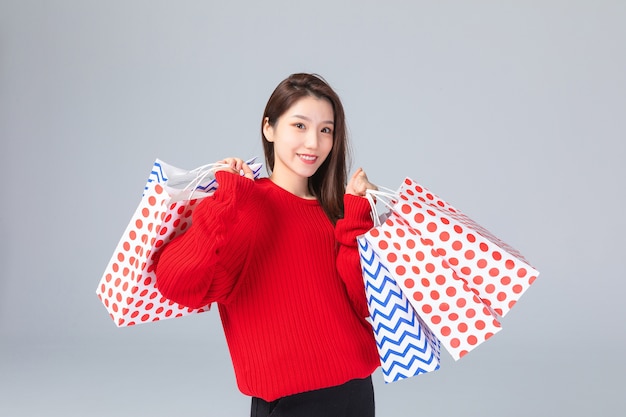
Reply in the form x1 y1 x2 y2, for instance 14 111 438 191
358 236 441 382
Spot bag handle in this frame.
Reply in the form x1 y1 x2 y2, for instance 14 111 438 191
182 163 226 199
165 157 260 200
171 157 259 200
365 187 399 227
185 156 258 175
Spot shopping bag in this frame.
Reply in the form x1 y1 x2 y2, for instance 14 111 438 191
97 158 263 327
362 178 539 360
362 212 502 360
358 236 440 383
396 178 539 318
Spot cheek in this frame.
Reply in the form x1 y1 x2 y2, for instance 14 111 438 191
322 137 334 155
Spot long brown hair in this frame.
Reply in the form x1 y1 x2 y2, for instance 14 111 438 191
261 73 350 224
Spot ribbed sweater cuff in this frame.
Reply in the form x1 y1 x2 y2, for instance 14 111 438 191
214 170 256 199
343 194 373 226
335 195 374 247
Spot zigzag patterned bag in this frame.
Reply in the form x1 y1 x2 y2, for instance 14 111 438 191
97 158 262 327
358 237 441 383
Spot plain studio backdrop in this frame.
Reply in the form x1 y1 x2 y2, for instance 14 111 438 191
1 1 624 416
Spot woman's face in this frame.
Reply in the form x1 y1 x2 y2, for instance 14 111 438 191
263 95 334 187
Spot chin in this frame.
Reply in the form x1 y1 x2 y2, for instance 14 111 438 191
305 165 324 177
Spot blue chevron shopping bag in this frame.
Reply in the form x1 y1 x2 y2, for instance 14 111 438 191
97 158 262 327
358 234 441 383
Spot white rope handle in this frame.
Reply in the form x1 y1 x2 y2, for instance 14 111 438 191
179 157 259 200
183 163 229 200
186 156 257 174
186 162 220 174
365 187 399 227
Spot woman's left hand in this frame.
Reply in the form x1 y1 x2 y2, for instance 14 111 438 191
346 168 377 197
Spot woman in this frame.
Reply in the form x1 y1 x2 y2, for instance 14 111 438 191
155 73 380 416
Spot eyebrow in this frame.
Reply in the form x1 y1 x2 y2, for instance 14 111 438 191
290 114 334 125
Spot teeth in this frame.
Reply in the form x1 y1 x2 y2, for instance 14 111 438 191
299 154 316 161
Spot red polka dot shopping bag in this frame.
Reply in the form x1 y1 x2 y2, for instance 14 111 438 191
360 178 539 364
96 158 263 327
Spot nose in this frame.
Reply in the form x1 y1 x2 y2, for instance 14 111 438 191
304 130 320 150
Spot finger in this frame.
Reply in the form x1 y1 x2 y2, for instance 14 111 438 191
358 169 370 182
217 158 244 176
223 158 242 172
350 167 363 181
361 172 378 192
349 169 363 190
219 158 235 167
241 162 255 179
215 159 233 172
365 181 378 191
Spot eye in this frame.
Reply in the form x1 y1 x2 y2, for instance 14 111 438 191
321 127 333 134
294 123 306 129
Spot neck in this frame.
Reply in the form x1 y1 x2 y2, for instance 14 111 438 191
269 174 315 199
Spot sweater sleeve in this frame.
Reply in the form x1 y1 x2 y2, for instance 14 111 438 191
154 171 257 308
335 194 374 319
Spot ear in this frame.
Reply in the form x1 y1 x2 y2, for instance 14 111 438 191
262 117 274 142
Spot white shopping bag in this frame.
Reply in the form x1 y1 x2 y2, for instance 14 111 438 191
361 178 539 360
97 158 262 327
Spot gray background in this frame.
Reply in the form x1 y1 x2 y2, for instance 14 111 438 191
1 1 625 416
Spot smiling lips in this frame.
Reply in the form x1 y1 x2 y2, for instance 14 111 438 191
297 154 318 164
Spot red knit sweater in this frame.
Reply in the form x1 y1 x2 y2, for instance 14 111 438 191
155 171 380 401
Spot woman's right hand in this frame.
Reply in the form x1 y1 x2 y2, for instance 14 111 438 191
216 157 255 180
